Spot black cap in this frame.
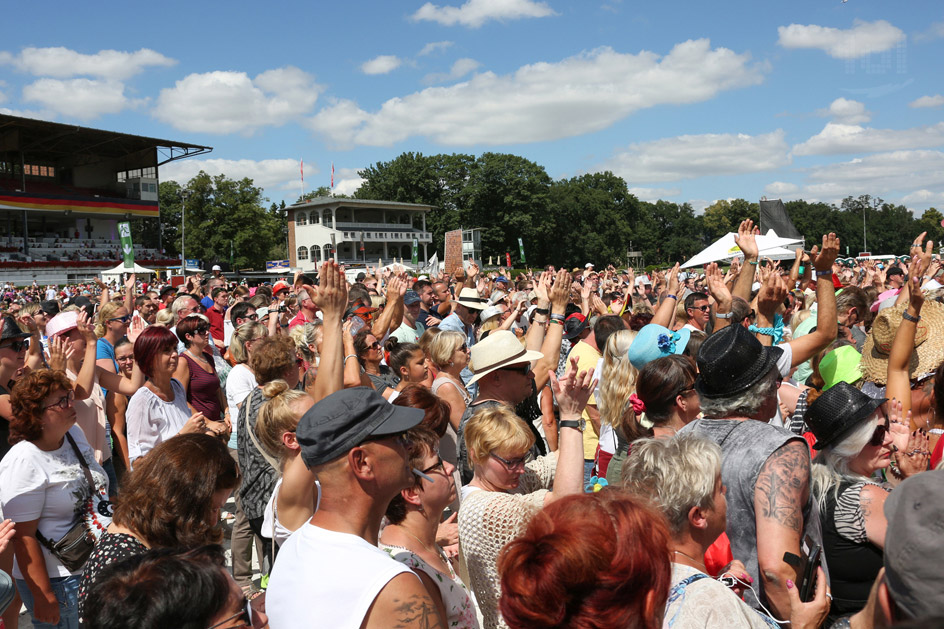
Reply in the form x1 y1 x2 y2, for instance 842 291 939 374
0 315 31 342
805 381 886 450
695 324 783 398
160 285 177 297
40 300 60 317
562 314 588 340
296 387 424 467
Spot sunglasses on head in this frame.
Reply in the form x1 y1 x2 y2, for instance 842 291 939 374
0 339 28 353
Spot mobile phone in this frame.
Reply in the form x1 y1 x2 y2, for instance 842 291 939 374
783 535 822 603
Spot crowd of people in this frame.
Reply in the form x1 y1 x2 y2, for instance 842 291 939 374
1 219 943 628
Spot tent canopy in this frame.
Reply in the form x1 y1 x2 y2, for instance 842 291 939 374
681 229 803 269
100 262 157 282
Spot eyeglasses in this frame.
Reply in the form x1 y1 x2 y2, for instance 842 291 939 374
0 339 28 353
491 451 531 470
868 418 890 447
689 305 710 312
500 363 531 376
45 390 75 411
109 315 132 323
206 596 254 629
420 455 447 476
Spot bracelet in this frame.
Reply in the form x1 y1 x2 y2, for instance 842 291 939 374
902 311 921 323
550 313 565 321
666 294 677 300
816 269 833 279
747 314 784 344
344 354 358 362
748 261 759 265
549 319 565 326
534 307 549 316
715 311 734 319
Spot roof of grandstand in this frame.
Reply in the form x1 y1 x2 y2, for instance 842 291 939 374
0 113 211 165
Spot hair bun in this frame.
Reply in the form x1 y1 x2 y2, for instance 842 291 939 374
261 379 290 398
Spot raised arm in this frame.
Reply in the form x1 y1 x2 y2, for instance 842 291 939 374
785 233 840 367
651 263 681 329
544 358 596 506
371 276 404 339
531 269 571 392
732 219 760 303
309 260 348 403
123 273 136 316
754 440 811 620
886 259 924 418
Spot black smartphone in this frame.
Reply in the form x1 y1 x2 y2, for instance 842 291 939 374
783 535 822 603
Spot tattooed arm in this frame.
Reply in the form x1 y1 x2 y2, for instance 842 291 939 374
363 572 445 629
860 483 890 550
754 440 811 620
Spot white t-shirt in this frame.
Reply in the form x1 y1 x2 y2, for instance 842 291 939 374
267 522 416 629
126 378 192 464
262 477 322 548
0 425 111 578
225 364 258 438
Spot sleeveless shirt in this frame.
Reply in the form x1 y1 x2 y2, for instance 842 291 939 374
679 418 825 611
181 351 222 420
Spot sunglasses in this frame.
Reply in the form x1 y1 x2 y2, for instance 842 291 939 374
868 417 890 447
246 313 258 321
369 342 382 350
109 314 132 323
364 431 414 451
491 451 532 470
45 390 75 411
0 339 28 353
500 363 531 376
207 596 255 629
194 326 210 336
689 305 710 312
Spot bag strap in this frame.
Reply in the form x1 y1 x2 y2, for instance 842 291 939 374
65 431 96 492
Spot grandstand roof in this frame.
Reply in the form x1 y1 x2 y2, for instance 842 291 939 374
0 114 211 165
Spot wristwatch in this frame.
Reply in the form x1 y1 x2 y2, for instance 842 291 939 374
559 419 586 432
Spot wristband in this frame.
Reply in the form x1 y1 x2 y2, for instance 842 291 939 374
748 261 759 265
344 354 358 361
816 269 833 280
534 307 549 316
798 265 805 274
715 311 734 319
549 319 565 326
666 294 677 300
550 313 565 322
902 311 921 323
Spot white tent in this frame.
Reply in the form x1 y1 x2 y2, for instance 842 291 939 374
100 262 158 284
681 229 803 269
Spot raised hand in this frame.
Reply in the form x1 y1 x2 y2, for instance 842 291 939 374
550 357 597 419
533 270 551 304
897 428 930 477
734 219 760 260
550 269 571 312
910 231 935 278
310 260 348 320
75 310 97 342
705 262 732 307
47 335 74 371
666 263 680 296
812 233 840 272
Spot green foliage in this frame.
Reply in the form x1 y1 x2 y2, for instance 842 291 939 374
158 172 285 270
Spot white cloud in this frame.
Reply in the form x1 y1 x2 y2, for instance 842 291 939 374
601 130 790 183
22 78 144 120
360 55 402 75
914 22 944 43
627 187 680 201
160 158 308 193
793 122 944 156
804 150 944 199
764 182 800 196
418 41 454 56
901 190 944 206
153 66 321 135
910 95 944 109
424 57 481 83
689 199 711 215
819 97 870 124
308 40 766 147
777 19 905 59
412 0 556 27
0 46 175 80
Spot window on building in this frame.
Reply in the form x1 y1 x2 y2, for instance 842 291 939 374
311 212 319 224
323 209 333 228
323 244 332 260
296 211 307 226
313 246 322 262
297 246 308 261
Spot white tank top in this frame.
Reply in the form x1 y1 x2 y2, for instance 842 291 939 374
266 522 416 629
261 477 321 547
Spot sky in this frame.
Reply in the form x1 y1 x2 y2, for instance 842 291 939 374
2 0 944 214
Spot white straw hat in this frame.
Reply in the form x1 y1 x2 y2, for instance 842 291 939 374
468 330 543 385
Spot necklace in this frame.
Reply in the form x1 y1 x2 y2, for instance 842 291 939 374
673 549 707 573
394 525 447 563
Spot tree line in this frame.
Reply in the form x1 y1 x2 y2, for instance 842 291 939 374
150 153 942 271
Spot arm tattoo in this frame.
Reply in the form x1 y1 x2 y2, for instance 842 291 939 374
391 594 444 629
755 442 810 533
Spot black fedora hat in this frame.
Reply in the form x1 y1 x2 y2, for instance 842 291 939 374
0 315 31 343
695 324 783 399
804 381 886 450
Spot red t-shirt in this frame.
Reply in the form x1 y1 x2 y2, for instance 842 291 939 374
288 310 315 329
206 306 225 342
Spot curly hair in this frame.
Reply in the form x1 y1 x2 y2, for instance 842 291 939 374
499 490 671 629
111 433 240 548
249 335 297 384
9 369 74 444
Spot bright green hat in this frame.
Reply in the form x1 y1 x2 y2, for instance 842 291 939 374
819 345 862 391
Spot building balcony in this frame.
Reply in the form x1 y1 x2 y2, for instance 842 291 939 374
337 229 433 243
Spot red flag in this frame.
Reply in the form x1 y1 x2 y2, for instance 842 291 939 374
505 252 511 267
331 162 334 189
300 159 304 183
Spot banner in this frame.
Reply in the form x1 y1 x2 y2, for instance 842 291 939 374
118 221 134 269
412 239 419 265
266 260 291 272
518 238 526 265
427 253 440 278
505 252 511 267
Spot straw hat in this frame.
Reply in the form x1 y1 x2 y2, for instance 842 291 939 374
455 288 488 310
860 300 944 385
467 330 543 385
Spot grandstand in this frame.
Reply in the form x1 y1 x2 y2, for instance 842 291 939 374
0 113 211 285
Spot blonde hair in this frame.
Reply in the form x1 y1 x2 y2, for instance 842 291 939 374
154 309 175 327
418 327 441 358
229 322 267 365
20 303 40 317
598 330 638 444
464 404 535 467
289 321 323 363
256 380 310 464
428 330 465 369
621 434 721 536
95 301 124 337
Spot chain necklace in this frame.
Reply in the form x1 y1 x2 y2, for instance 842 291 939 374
392 524 447 564
672 549 707 573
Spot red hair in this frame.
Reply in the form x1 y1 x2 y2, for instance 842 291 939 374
134 326 178 379
498 490 671 629
392 384 450 437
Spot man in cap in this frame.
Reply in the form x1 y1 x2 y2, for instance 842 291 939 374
266 388 443 629
455 330 544 483
679 324 823 620
438 287 488 390
390 290 425 344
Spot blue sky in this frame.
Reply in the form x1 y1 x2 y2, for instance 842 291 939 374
3 0 944 213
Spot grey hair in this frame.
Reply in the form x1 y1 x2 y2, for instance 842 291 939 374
811 410 882 511
621 434 722 536
171 295 197 323
699 367 779 419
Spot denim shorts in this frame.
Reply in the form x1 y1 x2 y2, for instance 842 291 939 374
16 573 80 629
0 570 15 616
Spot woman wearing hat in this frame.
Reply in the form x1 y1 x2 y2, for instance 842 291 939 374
805 381 896 622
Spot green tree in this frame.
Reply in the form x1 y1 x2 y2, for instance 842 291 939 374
640 200 705 266
919 207 944 246
296 186 349 203
702 199 759 242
